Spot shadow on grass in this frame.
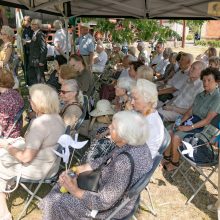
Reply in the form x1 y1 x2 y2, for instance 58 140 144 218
162 162 218 220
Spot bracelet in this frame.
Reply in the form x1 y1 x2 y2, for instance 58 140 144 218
191 124 195 129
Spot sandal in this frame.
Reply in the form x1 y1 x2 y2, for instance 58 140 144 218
161 155 171 166
163 161 180 172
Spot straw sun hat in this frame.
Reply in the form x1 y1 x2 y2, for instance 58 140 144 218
89 99 115 117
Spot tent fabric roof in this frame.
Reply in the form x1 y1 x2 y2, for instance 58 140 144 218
1 0 220 19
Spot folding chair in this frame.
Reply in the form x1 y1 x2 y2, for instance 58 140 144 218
171 114 220 204
105 155 163 220
16 126 71 220
143 127 171 216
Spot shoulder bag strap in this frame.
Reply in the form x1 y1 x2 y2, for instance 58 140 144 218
60 102 81 117
98 151 134 214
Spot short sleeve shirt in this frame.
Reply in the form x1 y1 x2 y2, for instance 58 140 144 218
192 88 220 119
78 33 95 56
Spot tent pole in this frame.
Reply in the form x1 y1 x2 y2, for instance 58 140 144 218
182 20 186 48
64 17 69 63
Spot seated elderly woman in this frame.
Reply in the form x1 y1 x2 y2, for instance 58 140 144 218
60 79 83 135
88 99 115 140
163 67 220 171
114 77 136 112
131 79 164 159
0 68 24 138
40 111 153 220
0 84 65 220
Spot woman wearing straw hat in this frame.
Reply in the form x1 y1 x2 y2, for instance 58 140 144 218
88 99 115 141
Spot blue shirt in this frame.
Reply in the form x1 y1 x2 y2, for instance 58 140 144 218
77 33 94 56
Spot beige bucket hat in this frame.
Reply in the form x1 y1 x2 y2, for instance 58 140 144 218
89 99 115 117
80 23 90 29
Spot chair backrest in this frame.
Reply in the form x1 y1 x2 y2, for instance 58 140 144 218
158 128 171 155
128 154 163 198
74 95 89 132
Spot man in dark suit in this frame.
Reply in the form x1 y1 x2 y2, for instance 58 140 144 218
27 19 47 86
22 16 33 84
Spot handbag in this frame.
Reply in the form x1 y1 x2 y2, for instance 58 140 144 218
77 151 134 193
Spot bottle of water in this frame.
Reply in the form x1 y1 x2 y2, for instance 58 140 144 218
173 115 182 132
175 115 182 127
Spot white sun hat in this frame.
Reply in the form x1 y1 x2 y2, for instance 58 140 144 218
89 99 115 117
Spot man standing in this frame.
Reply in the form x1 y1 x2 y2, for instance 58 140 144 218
53 20 71 64
77 23 94 71
22 16 33 83
28 19 47 85
92 44 108 73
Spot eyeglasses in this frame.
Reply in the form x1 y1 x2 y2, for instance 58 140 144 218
31 23 37 25
0 32 6 35
60 90 74 94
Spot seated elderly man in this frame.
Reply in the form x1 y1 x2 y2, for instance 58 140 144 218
158 61 206 122
154 47 173 78
92 44 108 73
158 52 194 102
151 42 164 67
137 41 150 65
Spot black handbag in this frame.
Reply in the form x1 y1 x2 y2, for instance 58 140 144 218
77 151 134 193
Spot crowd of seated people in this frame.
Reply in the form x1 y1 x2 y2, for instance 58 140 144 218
1 18 220 219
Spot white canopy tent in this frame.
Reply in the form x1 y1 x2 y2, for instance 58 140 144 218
1 0 220 19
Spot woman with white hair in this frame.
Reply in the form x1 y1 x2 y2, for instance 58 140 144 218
40 110 153 220
60 79 83 135
131 79 164 158
114 77 136 111
0 84 65 220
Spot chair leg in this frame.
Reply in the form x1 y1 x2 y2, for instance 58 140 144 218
171 160 185 179
17 181 44 220
186 168 218 205
141 186 157 216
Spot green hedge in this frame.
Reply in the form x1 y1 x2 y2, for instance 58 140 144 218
186 34 193 40
195 40 220 48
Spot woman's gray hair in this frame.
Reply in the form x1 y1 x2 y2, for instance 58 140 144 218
53 20 63 30
1 26 14 38
63 79 84 105
132 79 158 108
113 111 149 146
117 77 136 93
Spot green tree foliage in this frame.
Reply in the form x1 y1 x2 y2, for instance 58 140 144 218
80 18 180 44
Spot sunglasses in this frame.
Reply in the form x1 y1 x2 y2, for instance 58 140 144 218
60 90 73 94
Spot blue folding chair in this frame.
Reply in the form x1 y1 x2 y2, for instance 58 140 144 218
105 155 163 220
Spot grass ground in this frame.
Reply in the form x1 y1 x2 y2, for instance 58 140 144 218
10 43 219 220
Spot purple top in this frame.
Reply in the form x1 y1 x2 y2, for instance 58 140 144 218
0 89 24 138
